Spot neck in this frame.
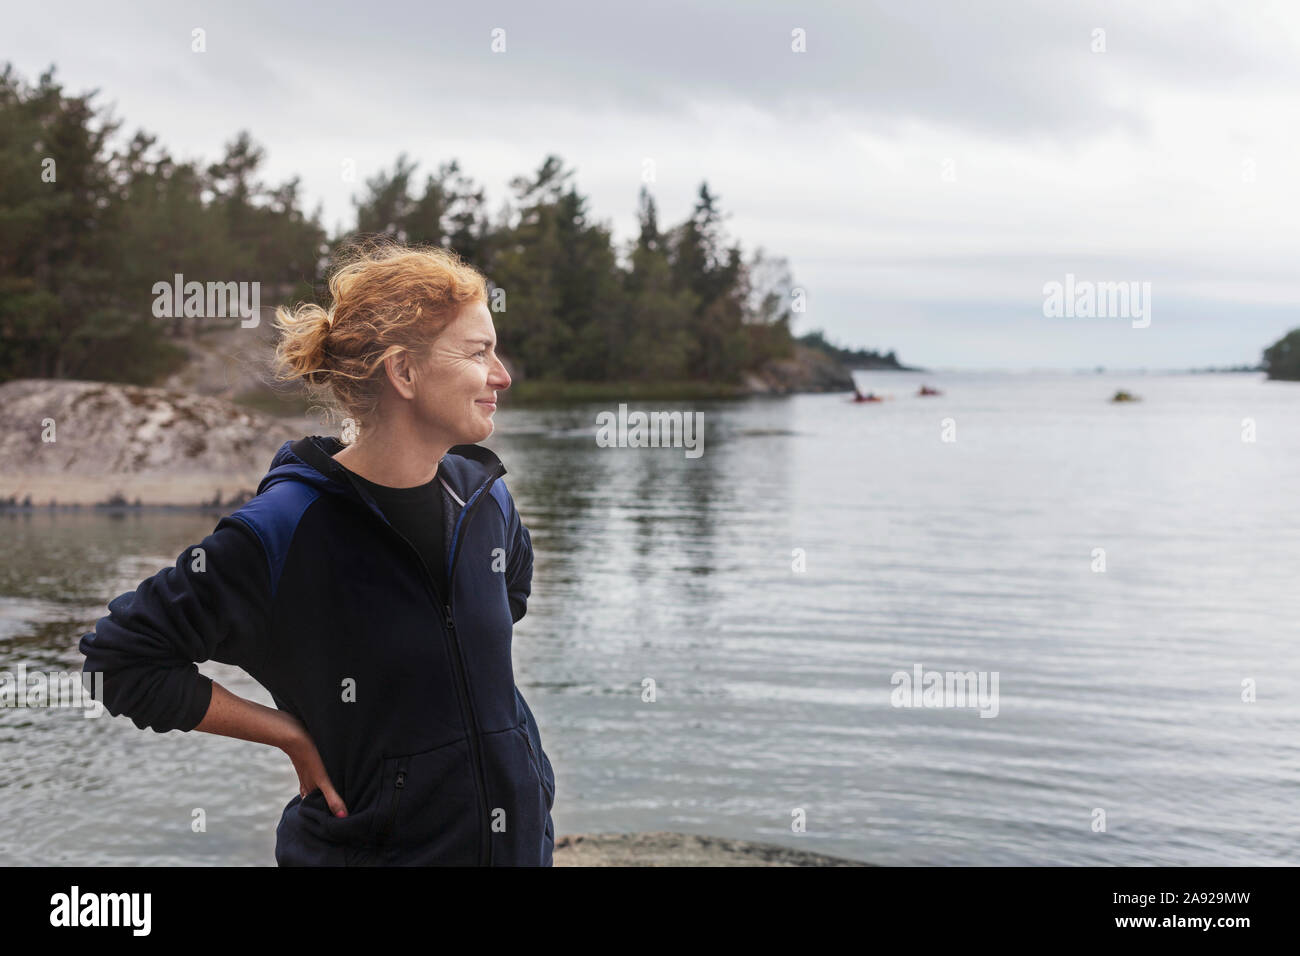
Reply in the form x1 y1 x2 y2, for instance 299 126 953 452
333 420 451 489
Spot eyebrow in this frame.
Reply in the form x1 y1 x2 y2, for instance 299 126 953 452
466 338 496 348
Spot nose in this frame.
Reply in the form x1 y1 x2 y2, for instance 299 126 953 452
489 355 511 390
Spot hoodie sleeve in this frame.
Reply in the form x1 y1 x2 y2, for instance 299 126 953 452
505 504 534 625
78 514 273 734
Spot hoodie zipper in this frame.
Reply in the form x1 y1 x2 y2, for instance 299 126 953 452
339 460 504 866
442 467 505 867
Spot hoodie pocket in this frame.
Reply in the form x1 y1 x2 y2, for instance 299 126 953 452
370 758 408 847
366 737 480 858
277 791 350 866
517 722 555 812
514 688 555 812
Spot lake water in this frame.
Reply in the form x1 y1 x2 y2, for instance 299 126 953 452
2 370 1298 865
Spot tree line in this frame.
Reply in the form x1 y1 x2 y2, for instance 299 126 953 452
794 330 909 370
1263 329 1300 381
0 63 800 388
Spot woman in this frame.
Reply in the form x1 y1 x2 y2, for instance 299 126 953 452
79 240 555 866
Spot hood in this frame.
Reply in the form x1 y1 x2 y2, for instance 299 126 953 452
257 434 506 525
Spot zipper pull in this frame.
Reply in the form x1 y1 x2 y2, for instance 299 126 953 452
444 606 455 631
395 770 406 789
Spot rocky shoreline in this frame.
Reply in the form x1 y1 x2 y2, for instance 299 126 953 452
553 832 871 866
0 378 303 507
744 343 857 394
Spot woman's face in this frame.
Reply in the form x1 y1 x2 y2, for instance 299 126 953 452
412 300 511 446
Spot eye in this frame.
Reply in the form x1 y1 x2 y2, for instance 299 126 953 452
475 349 488 359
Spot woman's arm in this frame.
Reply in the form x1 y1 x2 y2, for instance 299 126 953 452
80 516 273 732
80 514 347 815
196 682 348 816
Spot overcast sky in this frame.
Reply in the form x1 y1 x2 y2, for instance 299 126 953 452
10 0 1298 368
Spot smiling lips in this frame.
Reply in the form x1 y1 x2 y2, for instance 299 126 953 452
475 398 497 410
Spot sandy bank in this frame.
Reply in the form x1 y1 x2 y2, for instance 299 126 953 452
552 832 871 866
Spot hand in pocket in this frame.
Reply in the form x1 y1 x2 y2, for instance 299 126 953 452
282 718 348 818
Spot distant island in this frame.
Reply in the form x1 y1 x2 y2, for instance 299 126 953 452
797 330 919 371
0 63 922 407
1187 364 1265 373
1263 328 1300 381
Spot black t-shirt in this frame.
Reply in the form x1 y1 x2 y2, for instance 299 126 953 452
344 466 451 601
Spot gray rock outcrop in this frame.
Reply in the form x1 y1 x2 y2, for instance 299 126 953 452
0 379 301 506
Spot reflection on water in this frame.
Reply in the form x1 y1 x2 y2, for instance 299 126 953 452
2 372 1298 864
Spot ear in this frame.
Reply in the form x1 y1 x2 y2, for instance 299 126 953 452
384 350 419 400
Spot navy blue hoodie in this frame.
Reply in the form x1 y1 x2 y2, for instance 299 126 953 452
78 435 555 866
